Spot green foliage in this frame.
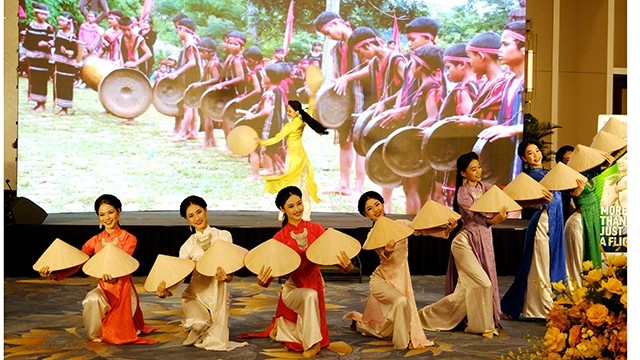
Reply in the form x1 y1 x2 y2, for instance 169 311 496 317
23 0 83 28
436 0 512 49
105 0 142 19
153 0 246 48
200 18 243 46
286 33 324 62
23 0 142 30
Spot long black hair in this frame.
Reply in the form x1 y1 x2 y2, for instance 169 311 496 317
357 191 384 226
275 186 303 227
452 152 479 214
288 100 328 135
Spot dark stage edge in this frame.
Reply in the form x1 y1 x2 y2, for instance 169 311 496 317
5 211 529 278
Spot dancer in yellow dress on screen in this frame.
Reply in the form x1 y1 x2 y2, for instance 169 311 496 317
260 100 328 220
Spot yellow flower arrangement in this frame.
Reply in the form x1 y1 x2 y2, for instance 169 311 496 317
502 253 627 360
585 304 608 327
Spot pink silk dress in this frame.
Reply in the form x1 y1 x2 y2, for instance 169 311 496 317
346 219 433 350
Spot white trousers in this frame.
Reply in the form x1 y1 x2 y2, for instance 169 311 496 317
521 211 553 319
564 211 583 289
275 279 323 351
419 231 494 334
355 276 411 350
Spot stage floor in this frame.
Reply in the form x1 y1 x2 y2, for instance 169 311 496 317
4 275 545 359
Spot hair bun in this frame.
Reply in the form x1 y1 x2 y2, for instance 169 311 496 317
288 100 303 111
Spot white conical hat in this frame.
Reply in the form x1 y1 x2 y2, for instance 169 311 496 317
540 162 588 191
362 216 414 250
32 238 89 272
590 130 627 154
469 185 522 213
502 172 548 201
306 228 361 266
82 243 139 279
227 125 260 156
599 115 627 138
195 239 248 276
567 144 614 173
143 254 195 292
411 200 461 230
244 239 301 278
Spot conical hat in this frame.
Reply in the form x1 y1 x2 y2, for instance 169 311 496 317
227 125 260 156
32 238 89 272
469 185 522 213
599 115 627 138
362 216 414 250
411 200 461 230
306 228 361 266
244 239 301 278
195 239 248 276
540 162 589 191
143 254 195 292
502 172 548 201
567 144 614 173
590 130 627 154
82 243 139 279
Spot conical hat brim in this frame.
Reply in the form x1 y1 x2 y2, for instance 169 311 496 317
503 172 548 201
540 162 588 191
411 200 461 230
469 185 522 213
82 244 139 278
590 130 627 153
227 125 260 156
33 238 89 272
244 239 301 278
599 115 627 138
306 228 361 266
567 144 614 173
144 254 195 292
195 239 248 276
363 216 414 250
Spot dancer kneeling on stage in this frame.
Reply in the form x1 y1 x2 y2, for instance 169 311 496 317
418 152 506 338
345 191 454 350
238 186 352 357
155 195 248 351
38 194 158 344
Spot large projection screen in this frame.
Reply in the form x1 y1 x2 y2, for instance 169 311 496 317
16 0 526 214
